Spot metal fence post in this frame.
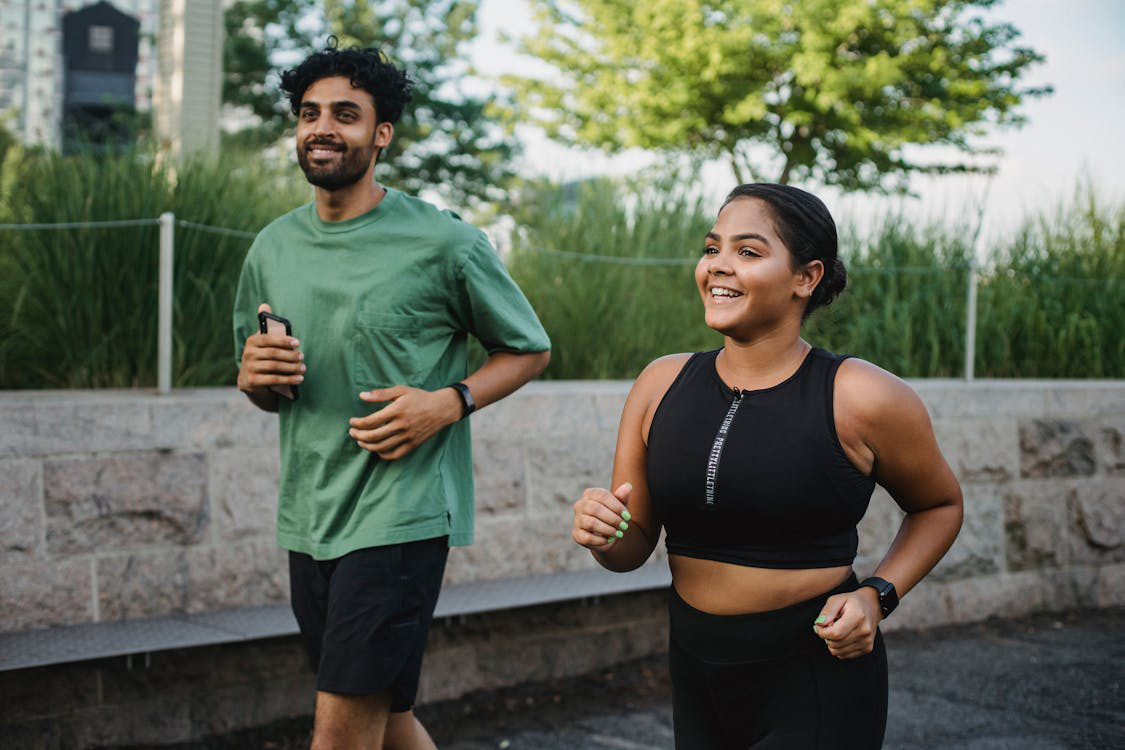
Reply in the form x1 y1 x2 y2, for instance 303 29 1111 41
158 212 174 394
964 258 978 381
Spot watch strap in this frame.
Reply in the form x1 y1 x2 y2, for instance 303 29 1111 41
858 576 899 618
448 382 475 419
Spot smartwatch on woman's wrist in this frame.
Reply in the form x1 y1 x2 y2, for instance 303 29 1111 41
858 577 899 618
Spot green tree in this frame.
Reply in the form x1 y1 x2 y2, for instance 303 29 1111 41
223 0 317 147
510 0 1051 191
222 0 516 204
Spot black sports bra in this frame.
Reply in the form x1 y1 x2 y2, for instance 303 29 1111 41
646 348 876 569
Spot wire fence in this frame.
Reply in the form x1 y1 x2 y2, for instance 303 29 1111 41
1 216 1121 389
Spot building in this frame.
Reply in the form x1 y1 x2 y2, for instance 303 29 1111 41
152 0 222 156
0 0 222 156
61 1 140 149
0 0 158 149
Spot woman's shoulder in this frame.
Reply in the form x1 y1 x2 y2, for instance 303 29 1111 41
636 351 706 390
835 356 930 427
628 352 705 411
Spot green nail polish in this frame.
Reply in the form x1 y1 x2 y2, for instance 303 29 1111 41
605 537 615 545
615 530 624 538
619 521 628 530
622 510 632 521
815 615 828 625
813 624 820 634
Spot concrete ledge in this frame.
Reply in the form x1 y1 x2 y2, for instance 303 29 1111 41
0 562 671 672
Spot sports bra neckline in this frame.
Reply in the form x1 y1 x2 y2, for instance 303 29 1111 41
709 346 821 396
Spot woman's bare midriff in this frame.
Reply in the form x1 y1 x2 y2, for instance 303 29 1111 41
670 554 853 615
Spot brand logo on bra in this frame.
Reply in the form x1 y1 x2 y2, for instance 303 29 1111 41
704 392 743 506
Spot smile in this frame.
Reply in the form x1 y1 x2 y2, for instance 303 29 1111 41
307 146 344 157
709 286 744 303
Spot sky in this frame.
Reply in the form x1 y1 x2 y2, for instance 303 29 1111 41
468 0 1125 245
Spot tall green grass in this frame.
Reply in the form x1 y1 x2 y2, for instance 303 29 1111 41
0 147 309 388
0 155 1120 388
507 179 1124 380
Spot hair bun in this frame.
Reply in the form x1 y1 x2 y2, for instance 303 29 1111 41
816 257 847 309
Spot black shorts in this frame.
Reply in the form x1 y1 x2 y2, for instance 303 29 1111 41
669 573 888 749
288 536 449 712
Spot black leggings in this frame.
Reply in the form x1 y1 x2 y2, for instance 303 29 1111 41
669 574 887 749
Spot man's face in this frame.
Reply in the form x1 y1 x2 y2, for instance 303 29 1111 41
295 76 393 191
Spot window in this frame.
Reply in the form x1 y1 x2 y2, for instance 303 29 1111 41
89 25 113 53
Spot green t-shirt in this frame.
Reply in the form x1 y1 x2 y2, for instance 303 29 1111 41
232 188 549 559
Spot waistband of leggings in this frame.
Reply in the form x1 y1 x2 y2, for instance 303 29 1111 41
669 572 858 665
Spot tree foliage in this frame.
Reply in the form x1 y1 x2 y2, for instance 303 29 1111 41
223 0 515 204
510 0 1051 191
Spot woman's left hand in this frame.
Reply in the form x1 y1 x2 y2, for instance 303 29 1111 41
812 587 883 659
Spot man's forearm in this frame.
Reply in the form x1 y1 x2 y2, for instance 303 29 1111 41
460 350 550 412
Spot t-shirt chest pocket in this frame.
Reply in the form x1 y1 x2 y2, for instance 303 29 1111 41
353 312 422 389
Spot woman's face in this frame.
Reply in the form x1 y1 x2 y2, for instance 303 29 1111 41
695 197 819 339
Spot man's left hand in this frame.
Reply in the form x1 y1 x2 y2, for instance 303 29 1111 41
349 385 463 460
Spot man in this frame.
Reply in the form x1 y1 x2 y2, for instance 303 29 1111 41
233 44 550 750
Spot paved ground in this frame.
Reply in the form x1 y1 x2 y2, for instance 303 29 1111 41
118 606 1124 749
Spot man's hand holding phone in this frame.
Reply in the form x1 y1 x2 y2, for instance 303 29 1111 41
238 303 305 409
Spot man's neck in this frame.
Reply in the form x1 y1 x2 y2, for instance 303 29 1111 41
314 179 386 223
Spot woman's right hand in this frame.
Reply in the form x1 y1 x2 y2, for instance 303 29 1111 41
573 483 633 550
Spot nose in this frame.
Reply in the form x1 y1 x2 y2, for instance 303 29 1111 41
309 112 336 139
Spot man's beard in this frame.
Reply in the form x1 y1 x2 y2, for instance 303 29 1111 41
297 138 378 191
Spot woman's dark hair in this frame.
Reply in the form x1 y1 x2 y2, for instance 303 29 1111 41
280 39 413 125
720 183 847 319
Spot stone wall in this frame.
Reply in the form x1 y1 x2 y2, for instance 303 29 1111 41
1 381 1124 747
2 382 1122 634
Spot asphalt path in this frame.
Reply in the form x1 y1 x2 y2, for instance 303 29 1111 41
116 606 1125 750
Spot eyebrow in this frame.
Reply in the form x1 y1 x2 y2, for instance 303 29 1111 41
706 232 772 247
299 100 364 111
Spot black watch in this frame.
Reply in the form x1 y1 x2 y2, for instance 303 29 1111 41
448 382 475 419
858 577 899 619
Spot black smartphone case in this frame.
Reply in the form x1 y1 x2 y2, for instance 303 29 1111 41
257 311 299 401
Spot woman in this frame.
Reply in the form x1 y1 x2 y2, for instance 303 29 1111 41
572 183 963 749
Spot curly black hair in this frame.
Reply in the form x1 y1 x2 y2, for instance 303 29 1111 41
280 39 413 125
721 184 847 320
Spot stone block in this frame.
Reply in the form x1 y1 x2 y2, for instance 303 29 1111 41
0 400 152 457
1097 417 1125 475
1004 481 1071 571
151 394 277 452
1068 478 1125 564
71 697 193 748
525 431 616 514
0 458 44 563
915 383 1046 420
1019 419 1096 478
0 662 101 721
96 540 288 621
880 578 951 632
444 517 589 584
472 384 624 441
940 571 1045 626
929 483 1003 582
44 453 209 555
471 436 527 516
1095 562 1125 607
0 558 93 631
210 447 279 542
933 418 1019 482
1041 565 1101 610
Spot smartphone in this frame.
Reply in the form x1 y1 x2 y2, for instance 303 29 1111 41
258 311 299 401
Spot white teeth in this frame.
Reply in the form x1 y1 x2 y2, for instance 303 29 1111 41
711 287 743 298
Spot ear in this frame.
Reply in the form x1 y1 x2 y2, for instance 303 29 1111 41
374 121 394 150
793 259 824 300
